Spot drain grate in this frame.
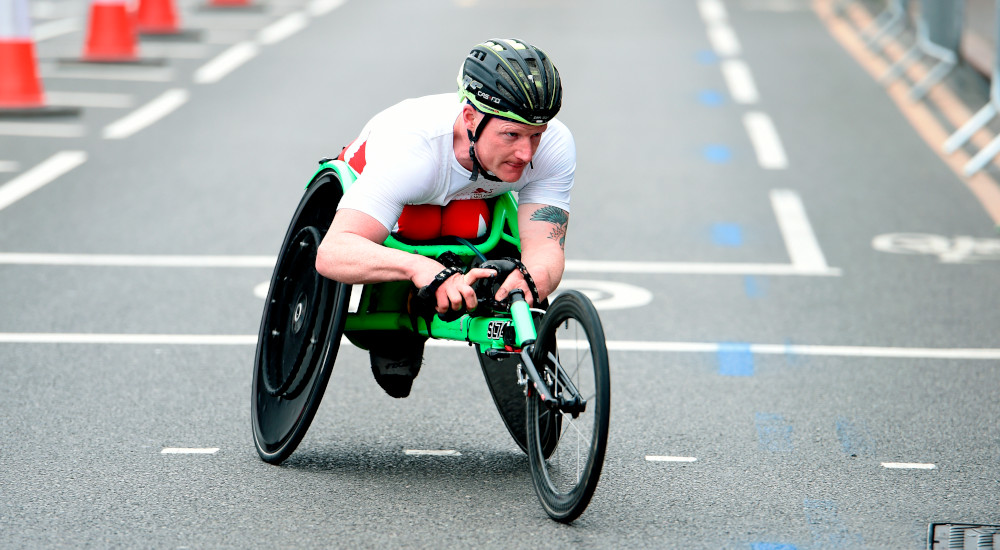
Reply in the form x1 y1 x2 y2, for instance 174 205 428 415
928 523 1000 549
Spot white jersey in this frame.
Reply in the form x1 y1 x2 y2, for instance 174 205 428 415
336 93 575 232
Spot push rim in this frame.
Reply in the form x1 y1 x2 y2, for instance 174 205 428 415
261 226 327 399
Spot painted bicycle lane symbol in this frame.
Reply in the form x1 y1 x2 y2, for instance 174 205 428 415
872 233 1000 264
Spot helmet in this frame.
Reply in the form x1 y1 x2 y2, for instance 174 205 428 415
458 38 562 126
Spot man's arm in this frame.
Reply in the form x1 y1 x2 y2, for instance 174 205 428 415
315 208 494 313
495 203 568 305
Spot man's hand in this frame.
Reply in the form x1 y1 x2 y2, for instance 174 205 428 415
418 266 498 314
494 268 535 307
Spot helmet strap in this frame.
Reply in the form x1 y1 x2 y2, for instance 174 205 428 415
467 114 502 182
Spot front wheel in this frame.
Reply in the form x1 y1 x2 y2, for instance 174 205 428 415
526 290 610 522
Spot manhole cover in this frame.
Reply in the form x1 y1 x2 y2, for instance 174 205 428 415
929 523 1000 549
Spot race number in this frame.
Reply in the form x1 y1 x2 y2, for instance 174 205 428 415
487 321 509 340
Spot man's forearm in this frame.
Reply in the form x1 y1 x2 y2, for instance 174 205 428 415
521 251 565 302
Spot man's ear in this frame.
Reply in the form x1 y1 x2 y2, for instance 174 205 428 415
461 104 478 131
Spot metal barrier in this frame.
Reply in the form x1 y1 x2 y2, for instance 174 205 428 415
944 3 1000 176
862 0 910 47
881 0 964 100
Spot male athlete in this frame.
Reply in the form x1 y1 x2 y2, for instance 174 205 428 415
315 38 575 398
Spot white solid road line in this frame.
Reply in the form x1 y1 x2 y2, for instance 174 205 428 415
103 89 190 139
744 112 788 169
0 333 257 345
2 333 1000 361
0 122 84 138
721 59 759 104
33 18 79 42
566 259 840 276
46 91 133 109
601 341 1000 360
770 189 831 273
0 151 87 212
257 12 308 45
0 253 842 276
0 252 276 267
40 65 175 83
194 42 259 84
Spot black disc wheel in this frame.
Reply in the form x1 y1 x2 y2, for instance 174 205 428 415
476 337 560 456
526 290 610 522
252 170 350 464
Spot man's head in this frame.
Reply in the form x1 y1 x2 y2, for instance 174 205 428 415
457 39 562 182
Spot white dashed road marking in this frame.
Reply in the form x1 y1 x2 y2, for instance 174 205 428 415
646 456 698 463
881 462 937 470
103 89 189 139
162 448 220 454
721 59 759 104
404 450 462 456
194 42 260 84
770 189 830 272
257 12 308 45
743 112 789 169
0 151 87 212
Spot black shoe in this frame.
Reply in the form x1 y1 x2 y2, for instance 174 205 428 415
370 351 422 398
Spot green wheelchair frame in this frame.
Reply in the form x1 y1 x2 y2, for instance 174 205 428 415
251 159 610 522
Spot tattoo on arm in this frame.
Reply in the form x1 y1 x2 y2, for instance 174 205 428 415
530 206 568 249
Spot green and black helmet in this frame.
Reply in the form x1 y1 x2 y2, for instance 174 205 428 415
458 38 562 181
458 38 562 126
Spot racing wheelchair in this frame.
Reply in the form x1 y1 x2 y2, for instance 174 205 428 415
251 159 610 522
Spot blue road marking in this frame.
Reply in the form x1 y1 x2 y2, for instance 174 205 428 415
697 49 720 64
743 275 764 297
698 89 725 106
718 342 753 376
803 499 863 549
750 544 798 550
711 223 744 246
703 144 732 163
755 413 794 452
835 417 875 458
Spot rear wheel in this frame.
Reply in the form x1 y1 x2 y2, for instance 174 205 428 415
252 170 350 464
526 290 610 522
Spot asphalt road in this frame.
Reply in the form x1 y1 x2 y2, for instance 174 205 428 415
1 0 999 548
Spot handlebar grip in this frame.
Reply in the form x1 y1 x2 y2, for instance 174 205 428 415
509 290 537 347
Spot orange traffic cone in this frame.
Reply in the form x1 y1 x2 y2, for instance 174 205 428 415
0 39 43 108
137 0 203 40
83 0 139 61
137 0 180 34
0 0 79 117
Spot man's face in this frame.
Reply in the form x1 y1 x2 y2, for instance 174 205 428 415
472 113 547 182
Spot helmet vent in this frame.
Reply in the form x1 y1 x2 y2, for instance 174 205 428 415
495 66 520 104
526 58 543 94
